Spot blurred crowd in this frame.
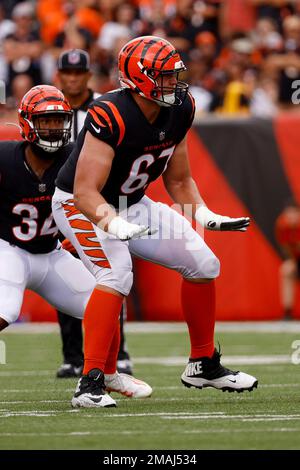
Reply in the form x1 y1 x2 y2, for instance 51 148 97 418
2 0 300 122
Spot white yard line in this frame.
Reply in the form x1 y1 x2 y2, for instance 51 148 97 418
1 383 299 393
0 400 66 404
0 355 296 377
133 355 293 365
1 410 300 423
0 428 299 437
0 370 54 376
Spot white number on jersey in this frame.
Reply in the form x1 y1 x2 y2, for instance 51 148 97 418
12 204 58 241
121 146 175 195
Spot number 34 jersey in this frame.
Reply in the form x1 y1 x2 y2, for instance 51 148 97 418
56 88 195 208
0 141 73 254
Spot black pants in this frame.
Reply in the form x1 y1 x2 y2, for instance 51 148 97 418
57 305 126 366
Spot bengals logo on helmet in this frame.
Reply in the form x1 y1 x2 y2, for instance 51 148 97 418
18 85 73 153
118 36 189 107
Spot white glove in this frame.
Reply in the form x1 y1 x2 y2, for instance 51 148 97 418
108 216 152 240
195 205 250 232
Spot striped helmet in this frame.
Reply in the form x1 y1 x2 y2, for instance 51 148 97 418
18 85 72 152
118 36 188 107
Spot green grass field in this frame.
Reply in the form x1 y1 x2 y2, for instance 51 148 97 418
0 323 300 450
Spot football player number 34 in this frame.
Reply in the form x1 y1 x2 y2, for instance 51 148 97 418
12 204 57 241
121 146 175 194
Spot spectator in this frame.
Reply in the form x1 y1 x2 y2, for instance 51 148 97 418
210 36 258 114
264 15 300 106
187 49 213 116
276 201 300 320
0 3 15 41
194 31 218 68
251 17 282 54
220 0 257 39
97 2 136 53
164 0 204 53
251 0 296 27
2 2 43 97
250 75 278 116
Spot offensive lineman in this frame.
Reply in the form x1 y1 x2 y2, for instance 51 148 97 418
55 49 133 378
53 36 258 408
0 84 152 405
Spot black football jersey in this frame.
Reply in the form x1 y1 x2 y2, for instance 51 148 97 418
0 141 73 254
56 88 195 208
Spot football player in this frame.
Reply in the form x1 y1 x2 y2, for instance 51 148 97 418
52 36 258 408
0 84 152 405
55 49 133 378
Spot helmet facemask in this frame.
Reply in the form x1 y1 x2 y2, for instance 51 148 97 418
147 69 189 107
18 85 73 153
31 111 72 153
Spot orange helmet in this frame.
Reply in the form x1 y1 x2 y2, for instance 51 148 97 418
118 36 188 107
18 85 72 152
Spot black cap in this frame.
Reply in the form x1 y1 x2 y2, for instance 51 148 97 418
58 49 90 72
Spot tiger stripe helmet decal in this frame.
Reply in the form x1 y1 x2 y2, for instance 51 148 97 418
118 35 189 107
18 85 72 152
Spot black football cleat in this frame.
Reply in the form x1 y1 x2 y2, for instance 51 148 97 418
71 368 116 408
181 349 258 393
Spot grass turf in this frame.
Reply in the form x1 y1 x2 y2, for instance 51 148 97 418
0 328 300 450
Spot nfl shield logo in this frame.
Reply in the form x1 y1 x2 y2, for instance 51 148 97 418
39 183 46 193
159 131 165 141
69 51 80 65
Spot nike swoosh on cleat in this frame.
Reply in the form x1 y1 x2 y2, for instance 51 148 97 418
89 396 104 403
90 123 101 133
228 379 237 383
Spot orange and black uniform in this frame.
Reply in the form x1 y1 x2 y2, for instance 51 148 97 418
57 88 195 207
0 141 72 253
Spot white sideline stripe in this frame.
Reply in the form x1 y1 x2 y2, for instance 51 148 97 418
0 428 299 437
156 383 300 389
0 389 76 392
162 414 300 421
133 355 292 365
185 428 300 434
3 321 300 334
0 371 55 376
0 400 66 405
1 411 300 422
1 383 299 393
0 397 294 406
0 355 295 376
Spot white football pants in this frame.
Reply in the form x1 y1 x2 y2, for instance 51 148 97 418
52 188 220 296
0 238 95 324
